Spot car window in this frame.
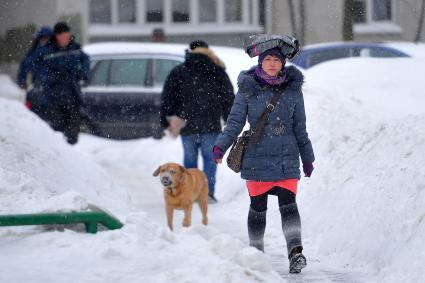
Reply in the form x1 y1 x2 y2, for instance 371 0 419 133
110 59 148 86
89 60 110 86
291 52 308 69
154 59 181 86
361 47 402 58
308 48 351 67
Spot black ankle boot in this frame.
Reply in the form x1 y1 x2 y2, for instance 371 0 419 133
288 246 307 273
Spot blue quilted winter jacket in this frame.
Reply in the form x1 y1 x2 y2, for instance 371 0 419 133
214 65 315 181
34 38 90 105
16 49 40 89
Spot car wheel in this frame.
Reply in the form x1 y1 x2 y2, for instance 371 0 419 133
80 118 99 136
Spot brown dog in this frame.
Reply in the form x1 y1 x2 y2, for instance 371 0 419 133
153 163 208 230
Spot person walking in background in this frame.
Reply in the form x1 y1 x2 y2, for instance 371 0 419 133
213 35 315 273
160 40 234 203
34 22 89 145
152 28 166 42
16 26 52 121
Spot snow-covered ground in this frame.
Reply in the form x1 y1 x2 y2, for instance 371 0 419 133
1 57 425 282
0 74 25 102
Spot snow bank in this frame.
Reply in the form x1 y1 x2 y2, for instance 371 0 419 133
0 74 25 102
74 57 425 281
0 98 129 219
300 58 425 282
304 57 425 118
0 211 282 283
2 55 424 282
0 100 281 283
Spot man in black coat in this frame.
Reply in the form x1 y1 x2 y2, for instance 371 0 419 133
160 40 234 203
34 22 89 145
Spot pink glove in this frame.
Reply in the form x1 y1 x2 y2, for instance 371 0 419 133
303 162 314 177
212 146 224 164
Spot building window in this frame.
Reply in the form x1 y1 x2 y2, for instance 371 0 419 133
225 0 242 22
146 0 163 22
89 0 112 23
372 0 391 21
88 0 262 36
118 0 136 23
199 0 217 23
173 0 190 22
353 0 366 23
354 0 392 24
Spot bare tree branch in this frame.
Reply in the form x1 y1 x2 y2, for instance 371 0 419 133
415 0 425 42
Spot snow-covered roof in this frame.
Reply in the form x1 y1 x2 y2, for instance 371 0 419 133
82 42 259 89
83 42 255 57
83 42 188 56
383 41 425 57
300 41 425 57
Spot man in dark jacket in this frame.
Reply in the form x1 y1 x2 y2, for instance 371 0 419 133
160 40 234 203
34 22 89 145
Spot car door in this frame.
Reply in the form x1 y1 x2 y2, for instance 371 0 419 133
150 55 184 111
81 55 153 128
152 55 182 87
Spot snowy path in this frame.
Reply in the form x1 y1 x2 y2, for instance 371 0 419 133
77 135 376 283
3 58 424 282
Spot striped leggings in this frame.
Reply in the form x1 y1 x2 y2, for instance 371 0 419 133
248 187 303 257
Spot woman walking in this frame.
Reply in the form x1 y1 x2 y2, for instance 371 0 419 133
213 35 315 273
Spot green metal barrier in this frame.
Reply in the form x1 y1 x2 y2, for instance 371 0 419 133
0 211 124 233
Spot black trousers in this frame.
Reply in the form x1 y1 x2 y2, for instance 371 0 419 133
48 103 81 144
248 187 303 257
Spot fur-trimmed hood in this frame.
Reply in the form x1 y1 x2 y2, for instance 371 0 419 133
189 47 226 69
237 65 304 95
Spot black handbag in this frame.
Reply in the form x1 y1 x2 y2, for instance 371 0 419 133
226 90 283 173
226 130 250 173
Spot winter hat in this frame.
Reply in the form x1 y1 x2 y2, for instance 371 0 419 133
37 26 53 37
189 40 209 50
258 47 286 65
53 22 71 34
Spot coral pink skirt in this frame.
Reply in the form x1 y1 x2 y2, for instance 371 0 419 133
246 179 298 196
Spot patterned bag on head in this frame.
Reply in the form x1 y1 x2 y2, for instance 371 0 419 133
244 34 300 59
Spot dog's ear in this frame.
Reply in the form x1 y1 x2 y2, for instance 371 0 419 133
179 165 186 174
153 166 161 177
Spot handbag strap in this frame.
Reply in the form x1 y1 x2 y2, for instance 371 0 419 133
249 89 283 144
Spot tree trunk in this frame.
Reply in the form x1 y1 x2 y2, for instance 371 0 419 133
299 0 306 44
415 0 425 42
287 0 298 38
343 0 354 41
